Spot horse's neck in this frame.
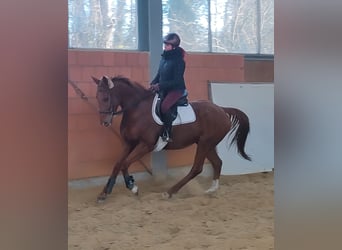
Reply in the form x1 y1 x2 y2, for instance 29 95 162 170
114 85 149 109
119 90 154 127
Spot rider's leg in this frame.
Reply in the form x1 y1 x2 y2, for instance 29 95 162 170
160 90 184 142
161 109 175 142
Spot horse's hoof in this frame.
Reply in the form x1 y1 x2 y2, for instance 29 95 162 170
161 192 171 199
97 193 107 203
205 188 217 194
205 180 219 193
131 185 139 195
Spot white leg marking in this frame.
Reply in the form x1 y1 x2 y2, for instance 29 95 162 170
205 179 219 193
131 185 138 194
162 192 171 199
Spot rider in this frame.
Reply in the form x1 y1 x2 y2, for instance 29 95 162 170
150 33 187 142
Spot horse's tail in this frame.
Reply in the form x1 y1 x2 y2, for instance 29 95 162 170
222 107 252 161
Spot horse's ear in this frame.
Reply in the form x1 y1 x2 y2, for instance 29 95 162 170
104 75 115 89
91 76 100 85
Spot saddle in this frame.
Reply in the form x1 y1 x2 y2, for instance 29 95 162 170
155 92 188 121
151 92 196 126
152 92 196 152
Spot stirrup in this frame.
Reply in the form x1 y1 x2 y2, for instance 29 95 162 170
162 136 173 143
161 131 173 142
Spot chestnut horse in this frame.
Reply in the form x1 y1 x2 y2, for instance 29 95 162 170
91 75 251 202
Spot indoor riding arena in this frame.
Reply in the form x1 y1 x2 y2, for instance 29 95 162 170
68 1 274 249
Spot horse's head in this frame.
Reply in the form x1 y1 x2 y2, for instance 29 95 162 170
92 76 119 127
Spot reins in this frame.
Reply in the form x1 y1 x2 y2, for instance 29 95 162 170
99 91 155 116
68 79 153 175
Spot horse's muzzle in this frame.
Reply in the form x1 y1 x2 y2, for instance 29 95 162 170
100 113 113 127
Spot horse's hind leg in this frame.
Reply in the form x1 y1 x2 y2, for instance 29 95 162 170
205 149 222 193
165 142 209 198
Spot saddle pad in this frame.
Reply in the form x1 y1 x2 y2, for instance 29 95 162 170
151 94 196 126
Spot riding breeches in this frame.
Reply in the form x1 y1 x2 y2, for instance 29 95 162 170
161 90 184 114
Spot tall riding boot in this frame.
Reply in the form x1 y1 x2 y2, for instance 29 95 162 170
161 111 174 142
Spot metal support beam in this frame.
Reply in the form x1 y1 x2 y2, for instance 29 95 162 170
147 0 168 179
137 0 149 51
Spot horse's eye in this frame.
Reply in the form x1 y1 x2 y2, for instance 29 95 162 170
103 98 109 102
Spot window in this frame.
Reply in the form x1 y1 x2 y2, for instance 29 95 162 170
68 0 273 54
260 0 274 54
210 0 258 53
162 0 274 54
68 0 138 49
162 0 210 52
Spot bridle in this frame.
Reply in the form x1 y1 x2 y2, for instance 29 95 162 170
98 87 154 117
98 88 123 116
99 109 124 116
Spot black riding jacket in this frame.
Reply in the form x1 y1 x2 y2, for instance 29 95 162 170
151 47 186 93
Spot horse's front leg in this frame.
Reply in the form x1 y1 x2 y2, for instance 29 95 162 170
119 142 154 196
97 142 153 202
121 169 139 195
97 144 135 203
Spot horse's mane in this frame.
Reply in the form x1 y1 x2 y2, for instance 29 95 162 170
111 75 148 93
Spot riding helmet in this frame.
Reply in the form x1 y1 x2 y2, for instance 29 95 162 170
163 33 181 47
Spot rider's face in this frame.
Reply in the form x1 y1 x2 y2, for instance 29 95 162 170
164 43 173 51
